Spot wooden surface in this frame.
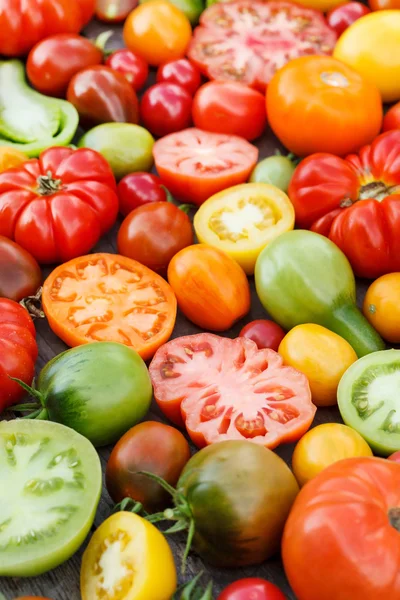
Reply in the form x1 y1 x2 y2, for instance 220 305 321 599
0 19 370 600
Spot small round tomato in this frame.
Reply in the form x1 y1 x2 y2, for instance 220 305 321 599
96 0 138 21
383 101 400 132
106 421 191 512
192 81 267 141
218 579 287 600
140 83 193 138
292 423 373 487
249 155 296 194
105 49 149 91
0 236 42 302
118 172 167 216
369 0 400 10
388 450 400 463
239 320 285 352
327 2 370 37
117 202 193 273
0 147 27 172
140 0 204 24
157 58 202 95
363 273 400 343
123 0 192 67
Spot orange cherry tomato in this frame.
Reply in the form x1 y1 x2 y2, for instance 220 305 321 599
363 273 400 343
0 147 27 172
383 101 400 132
123 0 192 67
369 0 400 9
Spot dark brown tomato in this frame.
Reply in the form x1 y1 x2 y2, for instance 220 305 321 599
0 236 42 302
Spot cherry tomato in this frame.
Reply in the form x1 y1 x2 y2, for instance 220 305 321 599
140 83 193 138
0 236 42 302
369 0 400 9
96 0 138 22
388 451 400 463
218 579 287 600
157 58 202 96
383 102 400 132
239 320 286 352
105 49 149 91
327 3 370 37
118 172 167 216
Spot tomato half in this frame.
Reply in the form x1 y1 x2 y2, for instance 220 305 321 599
383 102 400 132
153 128 258 206
363 273 400 343
218 579 287 600
42 253 177 360
0 236 42 301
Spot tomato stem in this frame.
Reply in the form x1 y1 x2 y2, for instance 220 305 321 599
113 498 147 515
20 286 44 320
389 507 400 531
9 402 41 411
23 408 45 419
173 572 213 600
178 204 193 214
9 377 43 403
94 30 114 55
36 171 64 196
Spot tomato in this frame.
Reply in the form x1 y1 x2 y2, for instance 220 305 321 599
105 49 149 91
249 155 296 194
0 298 37 413
0 420 101 576
81 514 177 600
0 236 42 302
292 423 372 487
0 147 27 172
140 0 205 24
42 253 177 360
153 128 258 206
140 83 193 138
123 0 192 67
194 183 295 274
80 0 96 25
267 55 382 157
27 34 103 97
118 202 193 273
0 147 118 264
383 101 400 132
188 1 336 91
118 173 167 216
282 457 400 600
369 0 400 8
106 421 190 512
157 59 202 96
288 130 400 279
167 245 250 332
333 11 400 103
239 320 286 352
327 2 370 37
218 579 287 600
363 273 400 343
96 0 138 21
388 451 400 463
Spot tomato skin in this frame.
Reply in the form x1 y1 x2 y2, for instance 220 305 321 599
80 0 96 25
388 450 400 463
157 59 202 96
193 81 267 141
363 273 400 343
96 0 138 21
369 0 400 8
106 421 191 512
218 579 287 600
239 320 285 351
118 172 167 216
0 148 28 172
0 235 42 301
383 102 400 132
327 2 370 37
140 83 193 138
105 49 149 91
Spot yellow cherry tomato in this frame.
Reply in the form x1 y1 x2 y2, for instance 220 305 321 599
0 147 28 172
193 183 295 275
333 10 400 103
278 324 357 407
363 273 400 343
80 512 177 600
292 423 373 487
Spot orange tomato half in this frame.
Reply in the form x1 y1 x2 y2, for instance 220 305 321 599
363 273 400 343
0 147 28 172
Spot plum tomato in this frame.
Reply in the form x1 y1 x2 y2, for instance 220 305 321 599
105 49 149 91
0 236 42 302
149 333 315 449
156 59 202 96
327 2 370 37
239 320 286 352
383 102 400 132
106 421 191 512
118 172 167 216
140 83 193 138
218 578 287 600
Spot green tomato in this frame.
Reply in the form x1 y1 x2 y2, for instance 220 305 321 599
0 419 101 577
78 123 154 180
140 0 204 23
249 155 296 193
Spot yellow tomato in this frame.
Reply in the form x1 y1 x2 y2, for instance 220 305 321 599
278 324 357 407
0 147 27 172
292 423 373 487
193 183 294 275
81 512 177 600
333 11 400 103
363 273 400 343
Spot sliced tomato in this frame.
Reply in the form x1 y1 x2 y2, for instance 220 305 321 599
42 253 177 361
188 1 337 91
149 333 315 449
153 128 258 206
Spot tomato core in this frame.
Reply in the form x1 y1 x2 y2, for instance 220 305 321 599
388 507 400 532
94 530 134 597
320 71 349 88
209 197 276 242
36 171 64 196
340 182 400 208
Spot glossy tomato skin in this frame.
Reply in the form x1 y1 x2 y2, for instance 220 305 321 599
0 236 42 301
157 59 202 96
193 81 267 141
383 102 400 132
327 3 370 37
96 0 138 21
369 0 400 8
0 148 27 172
80 0 96 25
140 83 193 138
218 579 287 600
239 320 285 351
105 49 149 91
118 172 167 216
106 421 191 512
363 273 400 343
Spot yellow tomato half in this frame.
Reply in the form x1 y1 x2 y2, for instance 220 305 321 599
333 11 400 103
0 147 28 172
292 423 373 487
278 324 357 407
193 183 294 275
81 512 177 600
363 273 400 343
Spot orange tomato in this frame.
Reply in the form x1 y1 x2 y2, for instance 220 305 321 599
0 147 28 172
266 55 383 157
363 273 400 343
167 244 250 331
369 0 400 9
383 101 400 132
123 0 192 67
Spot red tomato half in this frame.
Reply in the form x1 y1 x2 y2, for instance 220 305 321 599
327 2 370 37
383 102 400 132
153 128 258 206
149 333 315 449
218 579 287 600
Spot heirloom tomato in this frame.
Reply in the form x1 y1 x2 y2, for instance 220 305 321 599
363 273 400 343
0 236 42 302
0 147 27 172
218 579 287 600
96 0 138 21
118 173 167 216
327 2 370 37
289 130 400 279
157 59 202 96
383 102 400 132
239 320 286 352
282 457 400 600
105 49 149 91
267 55 382 157
140 83 193 138
0 147 118 264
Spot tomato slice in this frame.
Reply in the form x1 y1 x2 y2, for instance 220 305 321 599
149 333 315 449
42 253 177 360
188 1 337 91
153 128 258 206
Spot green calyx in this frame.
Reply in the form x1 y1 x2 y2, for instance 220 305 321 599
19 286 45 320
7 377 48 420
173 572 214 600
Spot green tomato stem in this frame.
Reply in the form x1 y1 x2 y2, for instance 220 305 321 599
9 377 43 403
33 408 49 420
22 408 45 420
94 30 114 54
178 204 193 214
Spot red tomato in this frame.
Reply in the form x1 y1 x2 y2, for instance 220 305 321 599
289 130 400 279
140 83 193 138
383 102 400 132
96 0 138 22
239 320 286 352
0 147 118 264
0 236 42 302
0 298 38 413
106 49 149 91
149 333 315 449
153 128 259 206
327 2 370 37
157 59 202 96
118 172 167 216
80 0 96 26
188 1 337 91
388 450 400 463
218 579 287 600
